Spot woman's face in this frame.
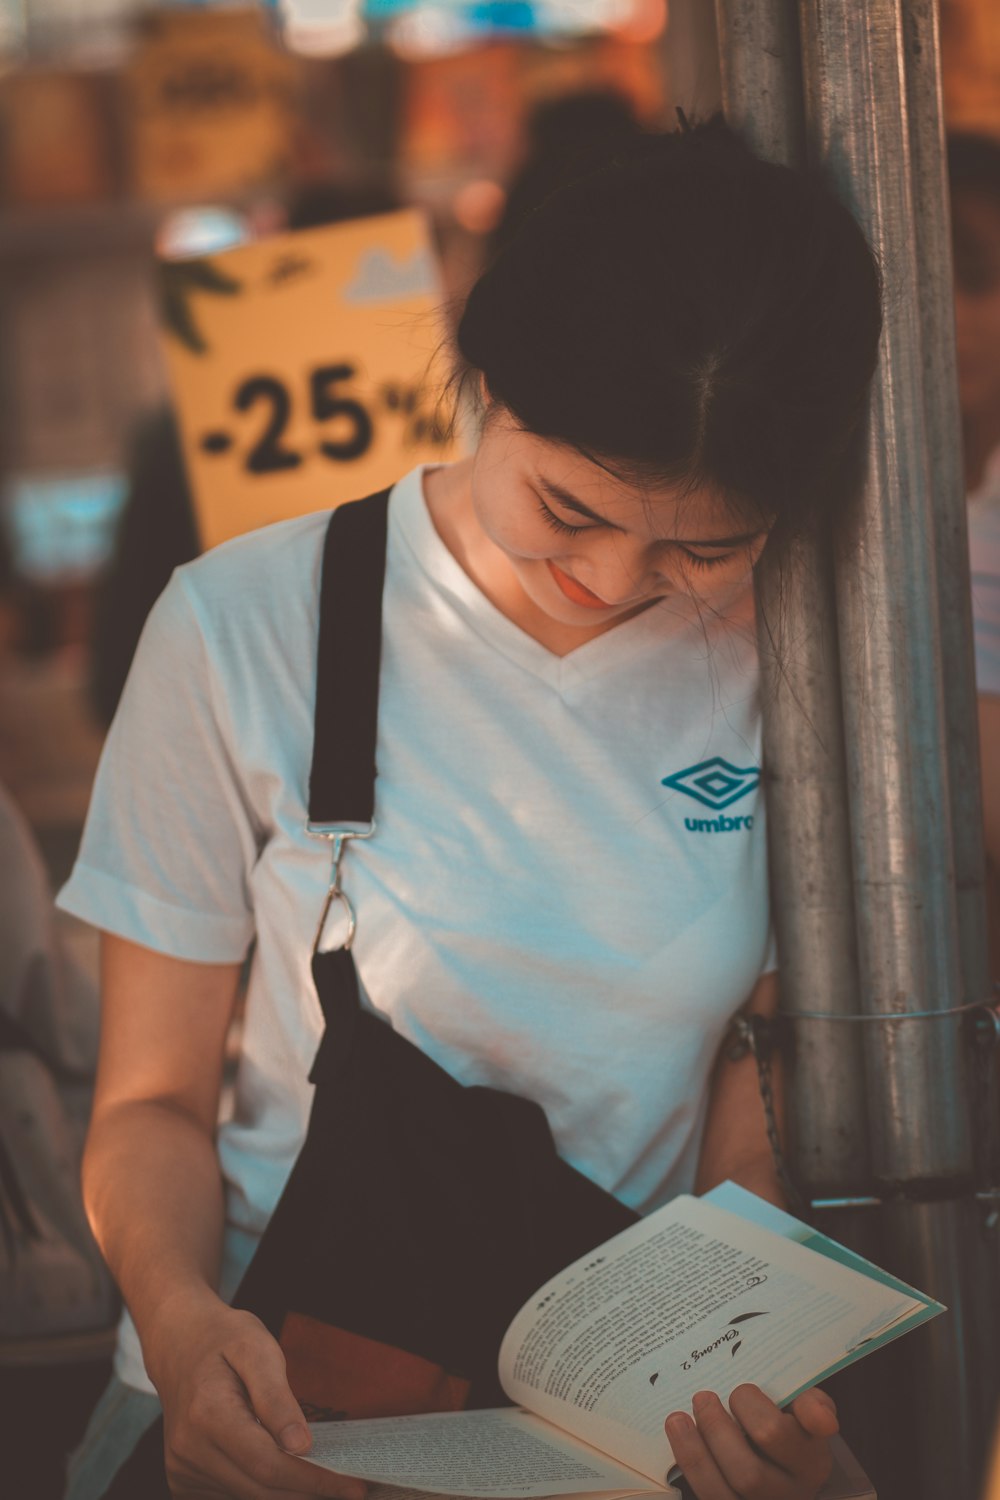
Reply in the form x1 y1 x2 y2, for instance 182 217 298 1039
469 407 769 630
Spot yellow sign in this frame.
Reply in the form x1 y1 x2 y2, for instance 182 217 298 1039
159 211 461 551
127 8 296 201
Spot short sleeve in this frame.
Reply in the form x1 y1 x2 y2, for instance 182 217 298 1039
970 498 1000 698
57 569 259 961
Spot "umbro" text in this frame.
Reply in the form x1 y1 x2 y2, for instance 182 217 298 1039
685 814 754 834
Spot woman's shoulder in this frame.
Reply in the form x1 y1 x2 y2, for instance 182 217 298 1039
131 509 334 714
177 509 332 615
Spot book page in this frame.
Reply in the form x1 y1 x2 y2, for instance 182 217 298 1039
703 1181 943 1398
328 1433 869 1500
299 1407 666 1498
498 1195 924 1481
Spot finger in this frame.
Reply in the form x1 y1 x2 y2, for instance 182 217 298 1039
171 1441 286 1498
197 1373 367 1498
787 1388 839 1439
665 1409 740 1500
728 1386 833 1490
690 1390 796 1500
224 1332 312 1456
213 1416 369 1497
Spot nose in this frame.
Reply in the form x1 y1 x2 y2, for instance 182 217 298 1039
579 550 668 607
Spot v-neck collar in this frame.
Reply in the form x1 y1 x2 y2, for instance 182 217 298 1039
390 465 738 693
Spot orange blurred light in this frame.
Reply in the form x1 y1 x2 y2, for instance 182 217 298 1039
613 0 668 45
452 179 507 234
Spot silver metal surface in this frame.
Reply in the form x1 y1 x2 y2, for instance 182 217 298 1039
312 882 358 956
795 2 998 1492
898 0 998 1175
306 824 374 955
305 821 377 841
755 537 873 1193
800 0 970 1185
714 4 998 1493
715 0 801 165
716 0 870 1195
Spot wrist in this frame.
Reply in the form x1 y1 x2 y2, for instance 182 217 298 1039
140 1280 229 1390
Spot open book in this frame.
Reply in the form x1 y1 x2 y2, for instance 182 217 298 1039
298 1183 941 1499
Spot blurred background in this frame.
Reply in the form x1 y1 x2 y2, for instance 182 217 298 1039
0 0 679 910
0 1 999 1494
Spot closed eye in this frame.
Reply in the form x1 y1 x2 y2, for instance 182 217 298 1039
536 497 596 537
538 491 745 566
679 548 737 570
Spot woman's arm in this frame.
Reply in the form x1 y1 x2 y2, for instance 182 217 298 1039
695 970 784 1207
87 935 363 1499
85 935 239 1349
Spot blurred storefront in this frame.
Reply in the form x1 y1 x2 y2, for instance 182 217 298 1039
0 0 995 875
0 0 668 894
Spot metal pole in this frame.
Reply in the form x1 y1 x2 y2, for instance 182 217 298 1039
714 0 872 1198
899 0 994 1085
798 2 999 1492
801 0 967 1195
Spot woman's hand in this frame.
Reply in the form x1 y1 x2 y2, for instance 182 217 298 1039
149 1288 367 1499
665 1385 837 1499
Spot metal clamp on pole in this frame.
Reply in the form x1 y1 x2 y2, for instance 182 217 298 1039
728 1000 1000 1226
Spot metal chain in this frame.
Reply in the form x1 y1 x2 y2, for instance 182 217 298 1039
727 1013 812 1222
729 999 1000 1219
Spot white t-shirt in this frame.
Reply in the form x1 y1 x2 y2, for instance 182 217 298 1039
970 456 1000 697
58 465 773 1392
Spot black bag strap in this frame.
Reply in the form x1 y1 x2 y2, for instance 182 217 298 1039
308 490 391 826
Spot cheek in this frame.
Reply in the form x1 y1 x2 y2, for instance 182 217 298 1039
475 491 559 560
680 555 759 604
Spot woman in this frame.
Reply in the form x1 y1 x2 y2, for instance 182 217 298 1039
59 122 881 1500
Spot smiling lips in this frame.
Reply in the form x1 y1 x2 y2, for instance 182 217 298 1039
546 559 612 610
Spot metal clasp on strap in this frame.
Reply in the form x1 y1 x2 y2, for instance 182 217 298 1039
305 820 375 956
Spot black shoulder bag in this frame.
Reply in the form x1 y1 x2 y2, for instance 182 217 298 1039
105 490 637 1495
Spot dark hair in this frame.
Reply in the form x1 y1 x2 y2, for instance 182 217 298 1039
491 90 642 257
457 118 882 547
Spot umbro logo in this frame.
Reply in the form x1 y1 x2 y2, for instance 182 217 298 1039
660 756 760 811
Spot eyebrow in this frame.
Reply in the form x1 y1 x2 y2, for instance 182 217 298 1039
537 477 764 548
